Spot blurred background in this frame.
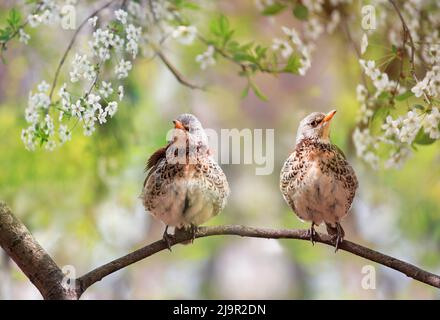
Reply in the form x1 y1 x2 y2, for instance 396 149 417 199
1 0 440 299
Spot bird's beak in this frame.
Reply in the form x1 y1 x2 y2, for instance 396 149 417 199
173 120 185 130
323 110 337 123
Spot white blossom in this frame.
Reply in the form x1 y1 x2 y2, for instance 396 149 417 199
59 124 71 144
115 59 132 79
172 25 197 45
272 38 293 59
118 85 124 101
196 46 216 70
115 9 128 24
106 101 118 117
71 100 85 118
99 81 113 98
88 16 98 27
19 29 30 44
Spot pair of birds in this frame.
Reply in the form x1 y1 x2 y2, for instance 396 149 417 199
141 111 358 250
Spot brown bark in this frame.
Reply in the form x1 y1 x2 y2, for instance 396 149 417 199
1 201 439 300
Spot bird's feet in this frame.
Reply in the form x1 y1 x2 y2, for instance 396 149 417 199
333 223 345 252
326 222 345 252
308 223 317 246
162 225 174 251
189 224 198 243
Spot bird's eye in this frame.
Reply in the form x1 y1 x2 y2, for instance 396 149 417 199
310 120 319 127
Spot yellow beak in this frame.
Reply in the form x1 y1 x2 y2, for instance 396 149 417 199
173 120 185 130
323 110 337 123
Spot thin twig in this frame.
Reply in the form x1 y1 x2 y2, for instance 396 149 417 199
48 0 119 100
388 0 431 104
155 49 205 90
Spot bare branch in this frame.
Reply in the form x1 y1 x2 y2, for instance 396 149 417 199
155 50 205 90
1 202 439 300
77 225 440 296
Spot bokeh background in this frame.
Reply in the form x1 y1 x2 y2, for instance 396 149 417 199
1 0 440 299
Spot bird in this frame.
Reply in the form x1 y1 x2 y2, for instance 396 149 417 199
280 110 358 251
141 113 230 249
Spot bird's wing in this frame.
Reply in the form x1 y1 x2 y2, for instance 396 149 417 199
143 143 172 186
328 145 359 211
279 150 305 213
198 157 230 214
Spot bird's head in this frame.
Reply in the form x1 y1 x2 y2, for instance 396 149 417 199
170 113 209 148
295 110 337 144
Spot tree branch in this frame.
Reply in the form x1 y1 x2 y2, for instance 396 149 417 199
155 49 205 90
77 225 440 296
0 202 76 299
1 202 439 300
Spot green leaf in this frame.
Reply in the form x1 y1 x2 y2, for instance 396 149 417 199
377 91 390 100
370 106 389 134
7 8 21 29
391 45 398 55
262 3 286 16
293 4 308 21
284 55 301 73
0 28 11 42
414 128 436 145
395 91 413 101
250 80 268 101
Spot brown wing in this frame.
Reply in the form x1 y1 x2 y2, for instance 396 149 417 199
143 143 171 187
326 144 359 212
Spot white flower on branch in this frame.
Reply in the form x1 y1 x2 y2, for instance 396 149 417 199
411 78 429 98
172 25 197 45
88 16 98 27
356 84 368 102
45 140 56 151
71 100 85 118
282 26 302 46
196 46 216 70
118 85 124 101
106 101 118 117
28 14 42 28
423 107 440 139
115 60 132 79
37 81 50 93
19 29 30 44
97 109 107 124
58 125 71 144
304 18 324 41
115 9 128 25
83 124 95 136
99 81 113 98
272 38 293 59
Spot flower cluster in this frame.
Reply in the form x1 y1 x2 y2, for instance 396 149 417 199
21 5 141 151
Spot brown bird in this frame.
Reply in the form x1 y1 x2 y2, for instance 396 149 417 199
280 110 358 251
141 114 230 248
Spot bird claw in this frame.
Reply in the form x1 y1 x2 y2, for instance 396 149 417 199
308 223 317 246
162 226 173 252
189 224 198 243
333 223 345 253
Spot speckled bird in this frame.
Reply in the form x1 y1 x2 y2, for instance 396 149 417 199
141 114 230 247
280 110 358 250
